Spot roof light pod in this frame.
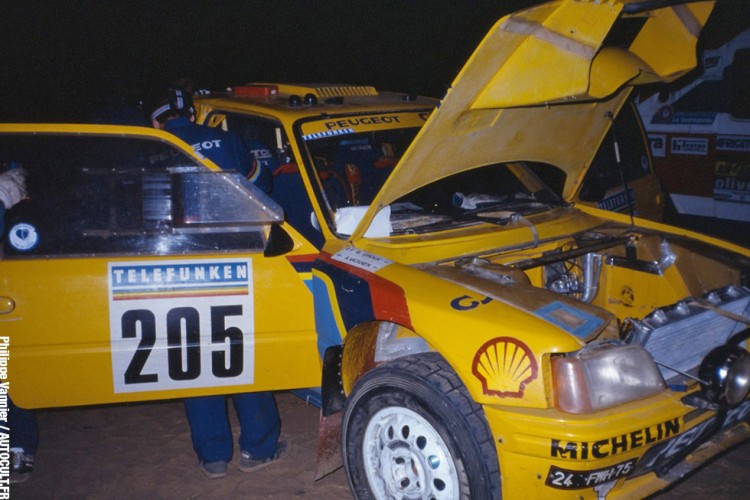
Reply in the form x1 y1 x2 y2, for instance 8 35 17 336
288 95 303 107
304 93 318 106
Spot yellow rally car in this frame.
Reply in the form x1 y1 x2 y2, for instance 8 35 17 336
4 0 750 499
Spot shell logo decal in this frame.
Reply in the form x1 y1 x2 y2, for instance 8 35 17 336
472 337 538 398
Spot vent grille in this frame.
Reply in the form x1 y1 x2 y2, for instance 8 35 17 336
633 286 750 381
313 85 378 97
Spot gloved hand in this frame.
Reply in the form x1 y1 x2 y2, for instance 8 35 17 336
0 168 27 209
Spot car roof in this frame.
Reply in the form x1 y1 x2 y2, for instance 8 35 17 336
0 122 225 173
194 83 439 123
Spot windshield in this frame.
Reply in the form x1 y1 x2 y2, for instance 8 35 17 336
298 113 564 238
299 111 429 212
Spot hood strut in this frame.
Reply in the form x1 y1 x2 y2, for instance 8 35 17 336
606 111 636 225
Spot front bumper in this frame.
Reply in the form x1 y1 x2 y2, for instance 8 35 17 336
484 393 750 498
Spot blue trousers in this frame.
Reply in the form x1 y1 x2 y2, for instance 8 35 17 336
9 397 39 454
184 392 280 463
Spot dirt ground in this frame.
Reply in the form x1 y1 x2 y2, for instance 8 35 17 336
11 393 350 499
9 392 750 499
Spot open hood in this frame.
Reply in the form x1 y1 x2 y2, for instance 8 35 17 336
352 0 715 240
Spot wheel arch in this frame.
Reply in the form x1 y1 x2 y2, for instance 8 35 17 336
342 320 433 396
316 320 436 478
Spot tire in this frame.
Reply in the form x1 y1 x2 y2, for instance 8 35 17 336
342 353 501 499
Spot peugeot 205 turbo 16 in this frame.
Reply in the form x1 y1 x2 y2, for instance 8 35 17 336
296 1 749 498
4 1 750 499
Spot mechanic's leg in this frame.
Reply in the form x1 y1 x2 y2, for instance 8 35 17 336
184 396 233 463
233 392 280 459
9 397 39 454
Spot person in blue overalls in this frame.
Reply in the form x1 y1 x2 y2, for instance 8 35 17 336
149 87 287 479
149 87 271 192
0 167 39 484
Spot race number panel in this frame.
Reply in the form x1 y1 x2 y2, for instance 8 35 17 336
108 259 255 393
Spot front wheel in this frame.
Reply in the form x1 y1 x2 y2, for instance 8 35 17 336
342 353 501 499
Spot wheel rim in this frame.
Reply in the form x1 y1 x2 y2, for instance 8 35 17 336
362 406 460 500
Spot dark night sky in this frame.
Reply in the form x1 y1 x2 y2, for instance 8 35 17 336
1 0 747 122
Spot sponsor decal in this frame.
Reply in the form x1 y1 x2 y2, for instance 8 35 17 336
551 418 680 459
302 111 431 141
653 111 716 125
472 337 537 398
596 188 636 214
7 223 38 251
714 161 750 203
534 302 604 339
332 247 392 272
303 128 354 141
671 137 708 155
634 399 750 476
191 139 223 153
324 115 403 130
620 286 635 307
315 252 412 338
108 258 255 393
648 134 667 158
716 135 750 152
450 294 493 311
110 262 250 300
546 459 637 490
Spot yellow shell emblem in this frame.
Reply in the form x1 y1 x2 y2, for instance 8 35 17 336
472 337 538 398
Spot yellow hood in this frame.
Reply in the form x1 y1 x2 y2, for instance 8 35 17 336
353 0 715 240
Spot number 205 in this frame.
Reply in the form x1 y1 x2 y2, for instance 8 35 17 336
121 305 244 385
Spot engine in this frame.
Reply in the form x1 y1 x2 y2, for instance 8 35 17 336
433 225 750 411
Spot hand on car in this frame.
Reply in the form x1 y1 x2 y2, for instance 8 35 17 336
0 167 27 209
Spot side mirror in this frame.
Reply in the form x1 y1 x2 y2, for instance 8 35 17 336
264 222 295 257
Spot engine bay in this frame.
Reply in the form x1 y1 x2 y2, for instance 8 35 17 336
428 224 750 396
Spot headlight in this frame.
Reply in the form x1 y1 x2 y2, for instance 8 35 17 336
552 343 666 414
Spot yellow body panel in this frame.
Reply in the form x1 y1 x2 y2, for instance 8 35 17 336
5 252 321 408
0 124 321 408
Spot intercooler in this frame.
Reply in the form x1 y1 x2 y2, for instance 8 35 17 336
628 286 750 383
